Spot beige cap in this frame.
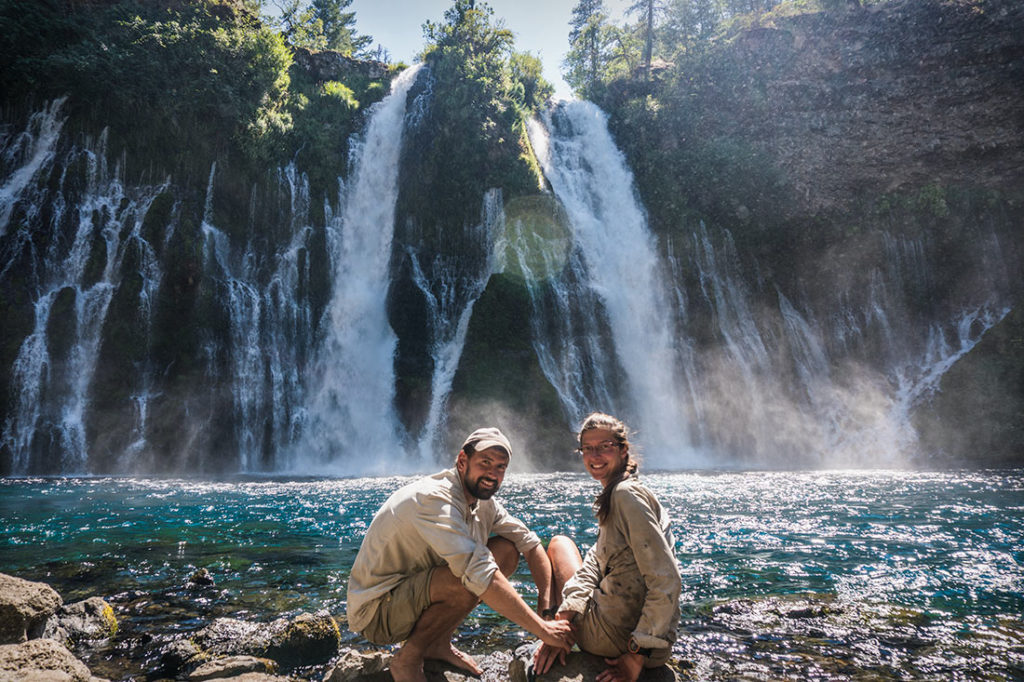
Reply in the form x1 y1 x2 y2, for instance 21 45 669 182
461 427 512 458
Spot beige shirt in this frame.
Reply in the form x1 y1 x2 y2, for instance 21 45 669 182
346 468 542 633
559 478 681 651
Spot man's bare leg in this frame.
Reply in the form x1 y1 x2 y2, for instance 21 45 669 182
391 539 524 681
422 537 522 670
390 567 481 682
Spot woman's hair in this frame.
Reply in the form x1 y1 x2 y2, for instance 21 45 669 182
578 412 639 525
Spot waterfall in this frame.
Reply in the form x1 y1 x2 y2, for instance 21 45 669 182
527 101 701 467
297 64 423 473
500 201 620 424
679 220 1012 467
411 188 503 462
200 164 265 471
1 127 165 474
0 98 66 236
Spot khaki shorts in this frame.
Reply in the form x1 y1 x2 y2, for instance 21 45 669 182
359 567 435 645
575 600 671 668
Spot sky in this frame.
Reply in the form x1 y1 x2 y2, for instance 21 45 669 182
346 0 634 99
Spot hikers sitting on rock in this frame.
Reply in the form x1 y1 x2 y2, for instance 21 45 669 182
346 427 574 682
535 413 681 682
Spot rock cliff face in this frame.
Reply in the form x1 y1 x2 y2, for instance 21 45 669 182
708 0 1024 464
600 0 1024 466
695 0 1024 213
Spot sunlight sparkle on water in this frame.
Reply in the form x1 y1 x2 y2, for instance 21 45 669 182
1 470 1022 680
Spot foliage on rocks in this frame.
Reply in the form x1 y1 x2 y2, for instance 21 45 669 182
402 0 553 231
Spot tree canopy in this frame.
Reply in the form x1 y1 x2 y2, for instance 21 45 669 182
273 0 372 55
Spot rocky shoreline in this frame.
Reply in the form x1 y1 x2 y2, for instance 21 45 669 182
0 572 678 681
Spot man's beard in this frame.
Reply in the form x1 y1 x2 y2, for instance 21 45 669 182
463 474 500 500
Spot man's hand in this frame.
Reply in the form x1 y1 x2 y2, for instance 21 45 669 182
596 652 645 682
538 617 574 651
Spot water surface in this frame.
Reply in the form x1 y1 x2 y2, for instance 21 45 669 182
2 470 1022 680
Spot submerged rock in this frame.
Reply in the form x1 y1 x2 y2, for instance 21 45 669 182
0 573 63 644
189 568 216 587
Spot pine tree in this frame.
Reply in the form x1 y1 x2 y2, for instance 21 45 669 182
311 0 371 55
273 0 371 55
627 0 666 78
565 0 609 96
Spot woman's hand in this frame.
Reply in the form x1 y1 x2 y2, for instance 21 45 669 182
533 641 567 675
596 652 645 682
533 611 577 675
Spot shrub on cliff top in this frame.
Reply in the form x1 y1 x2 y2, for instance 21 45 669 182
401 0 553 232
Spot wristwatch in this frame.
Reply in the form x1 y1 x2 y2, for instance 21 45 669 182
627 636 653 658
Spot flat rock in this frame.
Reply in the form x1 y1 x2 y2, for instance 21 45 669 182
0 573 63 644
189 655 277 680
510 643 679 682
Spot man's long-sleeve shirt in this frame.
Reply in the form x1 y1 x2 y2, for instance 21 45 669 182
346 468 541 633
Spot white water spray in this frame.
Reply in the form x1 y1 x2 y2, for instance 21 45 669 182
528 101 699 466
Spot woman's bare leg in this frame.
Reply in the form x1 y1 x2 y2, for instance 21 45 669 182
546 535 583 609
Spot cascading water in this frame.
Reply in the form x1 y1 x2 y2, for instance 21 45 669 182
0 98 66 236
1 125 165 474
0 87 1017 474
410 188 504 462
296 64 423 473
527 101 701 467
199 164 266 471
674 220 1012 467
500 206 620 425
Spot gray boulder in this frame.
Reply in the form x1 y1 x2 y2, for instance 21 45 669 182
0 637 95 681
323 649 514 682
156 638 210 679
0 573 63 644
322 649 391 681
263 610 341 666
44 597 118 644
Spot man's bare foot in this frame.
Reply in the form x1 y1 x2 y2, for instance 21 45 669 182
423 641 483 675
389 646 428 682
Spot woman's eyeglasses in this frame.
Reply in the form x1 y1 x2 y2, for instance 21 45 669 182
576 440 622 457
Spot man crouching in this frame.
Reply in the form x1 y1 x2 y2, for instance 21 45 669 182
346 427 574 682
